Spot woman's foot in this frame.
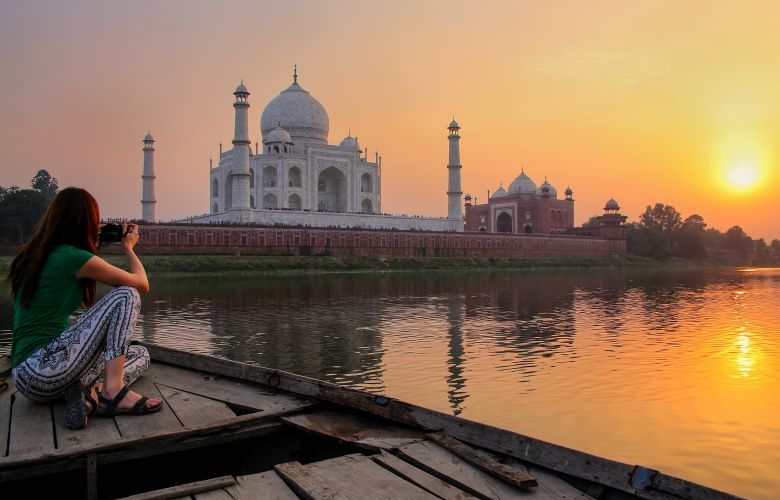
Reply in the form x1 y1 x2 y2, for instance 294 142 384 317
98 385 163 416
63 381 88 430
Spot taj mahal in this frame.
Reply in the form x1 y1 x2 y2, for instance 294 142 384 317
141 68 466 232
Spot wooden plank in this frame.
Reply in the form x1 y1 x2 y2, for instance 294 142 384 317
119 475 236 500
373 449 477 500
227 470 298 500
275 454 439 500
143 344 720 500
53 400 122 450
0 378 15 457
0 398 313 479
399 441 556 500
157 385 235 427
428 432 537 488
281 409 425 451
193 489 233 500
8 394 55 456
114 376 182 438
145 362 308 412
527 466 594 500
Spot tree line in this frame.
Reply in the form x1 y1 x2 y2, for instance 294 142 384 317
623 203 779 263
0 170 59 245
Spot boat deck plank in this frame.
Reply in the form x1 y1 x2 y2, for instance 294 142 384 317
399 441 555 500
0 379 15 457
114 376 182 438
157 384 236 427
281 409 425 451
8 395 54 456
228 470 299 500
53 400 121 450
145 362 308 412
373 449 478 500
193 489 234 500
275 454 439 500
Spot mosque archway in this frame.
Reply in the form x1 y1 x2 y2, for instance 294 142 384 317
496 212 513 233
361 198 373 214
288 193 302 210
317 167 347 212
250 195 256 209
263 166 277 187
212 202 218 214
523 223 533 234
263 193 278 209
361 173 373 193
249 168 255 189
212 178 218 197
288 167 302 188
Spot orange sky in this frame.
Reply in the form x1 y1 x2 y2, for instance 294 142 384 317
0 1 778 240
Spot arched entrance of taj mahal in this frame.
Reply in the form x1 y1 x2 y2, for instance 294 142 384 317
317 167 347 212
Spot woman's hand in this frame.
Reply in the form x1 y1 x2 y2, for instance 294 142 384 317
122 221 140 252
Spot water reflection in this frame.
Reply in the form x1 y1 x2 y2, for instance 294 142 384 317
1 267 779 499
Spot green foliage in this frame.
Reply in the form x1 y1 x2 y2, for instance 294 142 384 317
31 170 59 199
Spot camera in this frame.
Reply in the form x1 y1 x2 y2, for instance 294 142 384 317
98 223 126 245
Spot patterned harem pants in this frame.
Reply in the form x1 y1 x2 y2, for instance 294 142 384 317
12 286 150 403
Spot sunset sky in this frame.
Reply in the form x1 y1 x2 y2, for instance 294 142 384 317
0 1 778 240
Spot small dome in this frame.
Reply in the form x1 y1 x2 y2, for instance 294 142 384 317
508 170 537 194
448 118 460 129
491 186 507 198
339 134 360 150
605 198 620 210
143 131 154 142
464 193 472 200
536 179 558 198
263 126 292 144
234 81 249 94
565 186 573 195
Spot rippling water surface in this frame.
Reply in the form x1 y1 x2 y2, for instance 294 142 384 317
2 267 779 499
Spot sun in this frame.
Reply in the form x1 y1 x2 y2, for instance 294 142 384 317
726 163 760 190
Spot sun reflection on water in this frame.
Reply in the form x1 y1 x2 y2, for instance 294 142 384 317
736 328 753 378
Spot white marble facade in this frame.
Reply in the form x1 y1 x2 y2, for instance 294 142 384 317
186 69 463 232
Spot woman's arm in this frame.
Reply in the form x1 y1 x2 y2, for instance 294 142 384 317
76 223 150 293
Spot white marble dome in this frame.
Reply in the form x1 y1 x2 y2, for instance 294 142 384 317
605 198 620 210
491 185 507 198
263 126 292 144
536 179 557 198
339 134 360 150
261 80 329 144
508 171 537 194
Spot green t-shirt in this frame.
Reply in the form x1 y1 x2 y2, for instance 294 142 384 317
11 244 95 367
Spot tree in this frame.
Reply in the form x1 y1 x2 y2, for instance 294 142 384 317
675 214 707 259
31 169 59 199
724 226 753 256
636 203 682 260
0 189 50 244
582 215 601 228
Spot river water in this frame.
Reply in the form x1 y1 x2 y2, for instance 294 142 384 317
2 267 778 499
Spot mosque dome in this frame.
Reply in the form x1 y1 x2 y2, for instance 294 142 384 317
339 134 360 150
536 179 557 198
565 186 573 195
605 198 620 210
143 131 154 142
491 186 507 198
263 126 292 144
234 82 249 94
261 77 329 144
448 118 460 129
508 170 537 194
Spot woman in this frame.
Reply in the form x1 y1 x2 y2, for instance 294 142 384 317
7 187 162 430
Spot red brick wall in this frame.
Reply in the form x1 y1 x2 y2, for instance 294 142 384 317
106 224 626 258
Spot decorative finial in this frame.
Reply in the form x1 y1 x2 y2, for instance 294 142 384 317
348 129 351 136
293 64 298 84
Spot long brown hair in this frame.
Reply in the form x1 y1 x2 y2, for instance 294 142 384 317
6 187 99 307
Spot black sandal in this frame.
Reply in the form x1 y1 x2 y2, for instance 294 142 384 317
96 385 162 417
63 381 88 430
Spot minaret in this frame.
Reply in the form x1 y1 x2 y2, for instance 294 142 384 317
141 131 156 222
230 81 252 219
447 118 464 227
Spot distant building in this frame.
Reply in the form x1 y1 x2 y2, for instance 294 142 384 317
569 198 627 240
464 170 574 234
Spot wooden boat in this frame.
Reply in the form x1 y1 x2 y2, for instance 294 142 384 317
0 343 739 500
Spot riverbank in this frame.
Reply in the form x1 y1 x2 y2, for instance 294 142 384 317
0 253 743 276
